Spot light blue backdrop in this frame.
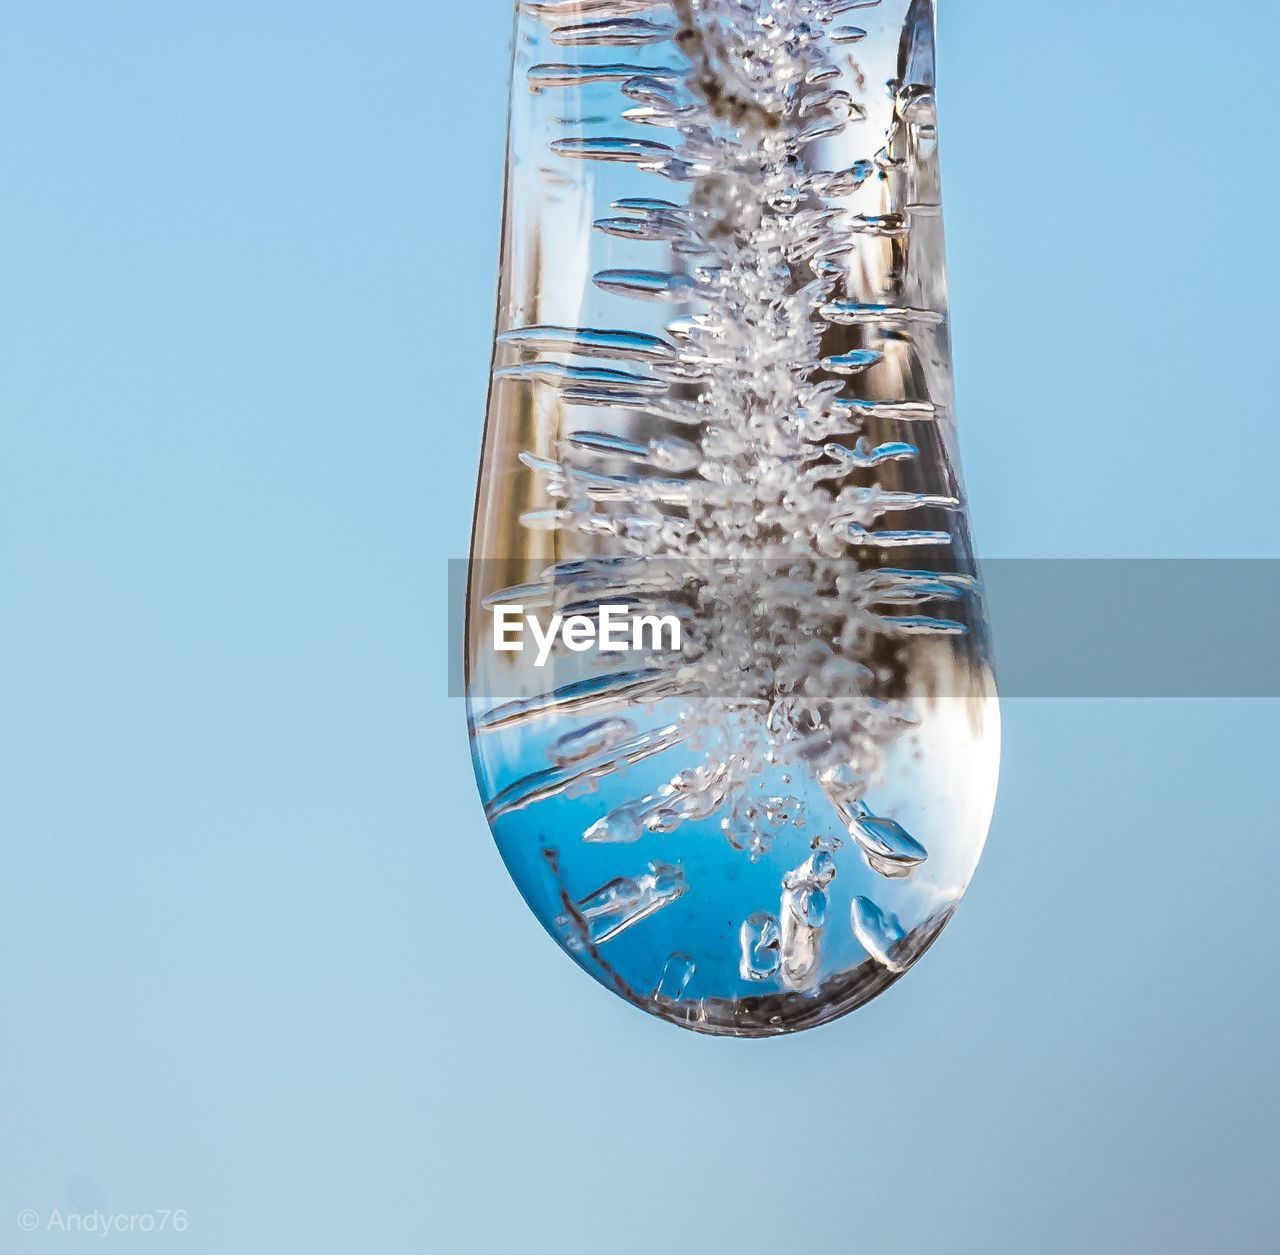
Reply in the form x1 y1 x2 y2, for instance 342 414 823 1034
2 3 1276 1252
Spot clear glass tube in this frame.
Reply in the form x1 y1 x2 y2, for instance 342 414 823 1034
466 0 999 1036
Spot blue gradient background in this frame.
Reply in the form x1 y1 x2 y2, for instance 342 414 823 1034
2 3 1277 1252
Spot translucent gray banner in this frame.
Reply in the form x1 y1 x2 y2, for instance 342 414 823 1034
449 559 1280 699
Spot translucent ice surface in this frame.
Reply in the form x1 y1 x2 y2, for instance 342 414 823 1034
466 0 999 1036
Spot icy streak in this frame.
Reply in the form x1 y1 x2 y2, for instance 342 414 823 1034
484 725 684 821
576 862 688 944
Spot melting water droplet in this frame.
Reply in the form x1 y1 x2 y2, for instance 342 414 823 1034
524 1 663 17
740 912 782 981
820 300 945 327
822 348 884 375
653 952 696 1003
593 269 694 301
529 62 680 91
550 717 639 765
468 0 999 1036
552 135 678 164
500 324 678 362
551 17 676 47
846 810 929 879
851 896 909 973
575 862 688 944
779 851 837 991
496 361 667 395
